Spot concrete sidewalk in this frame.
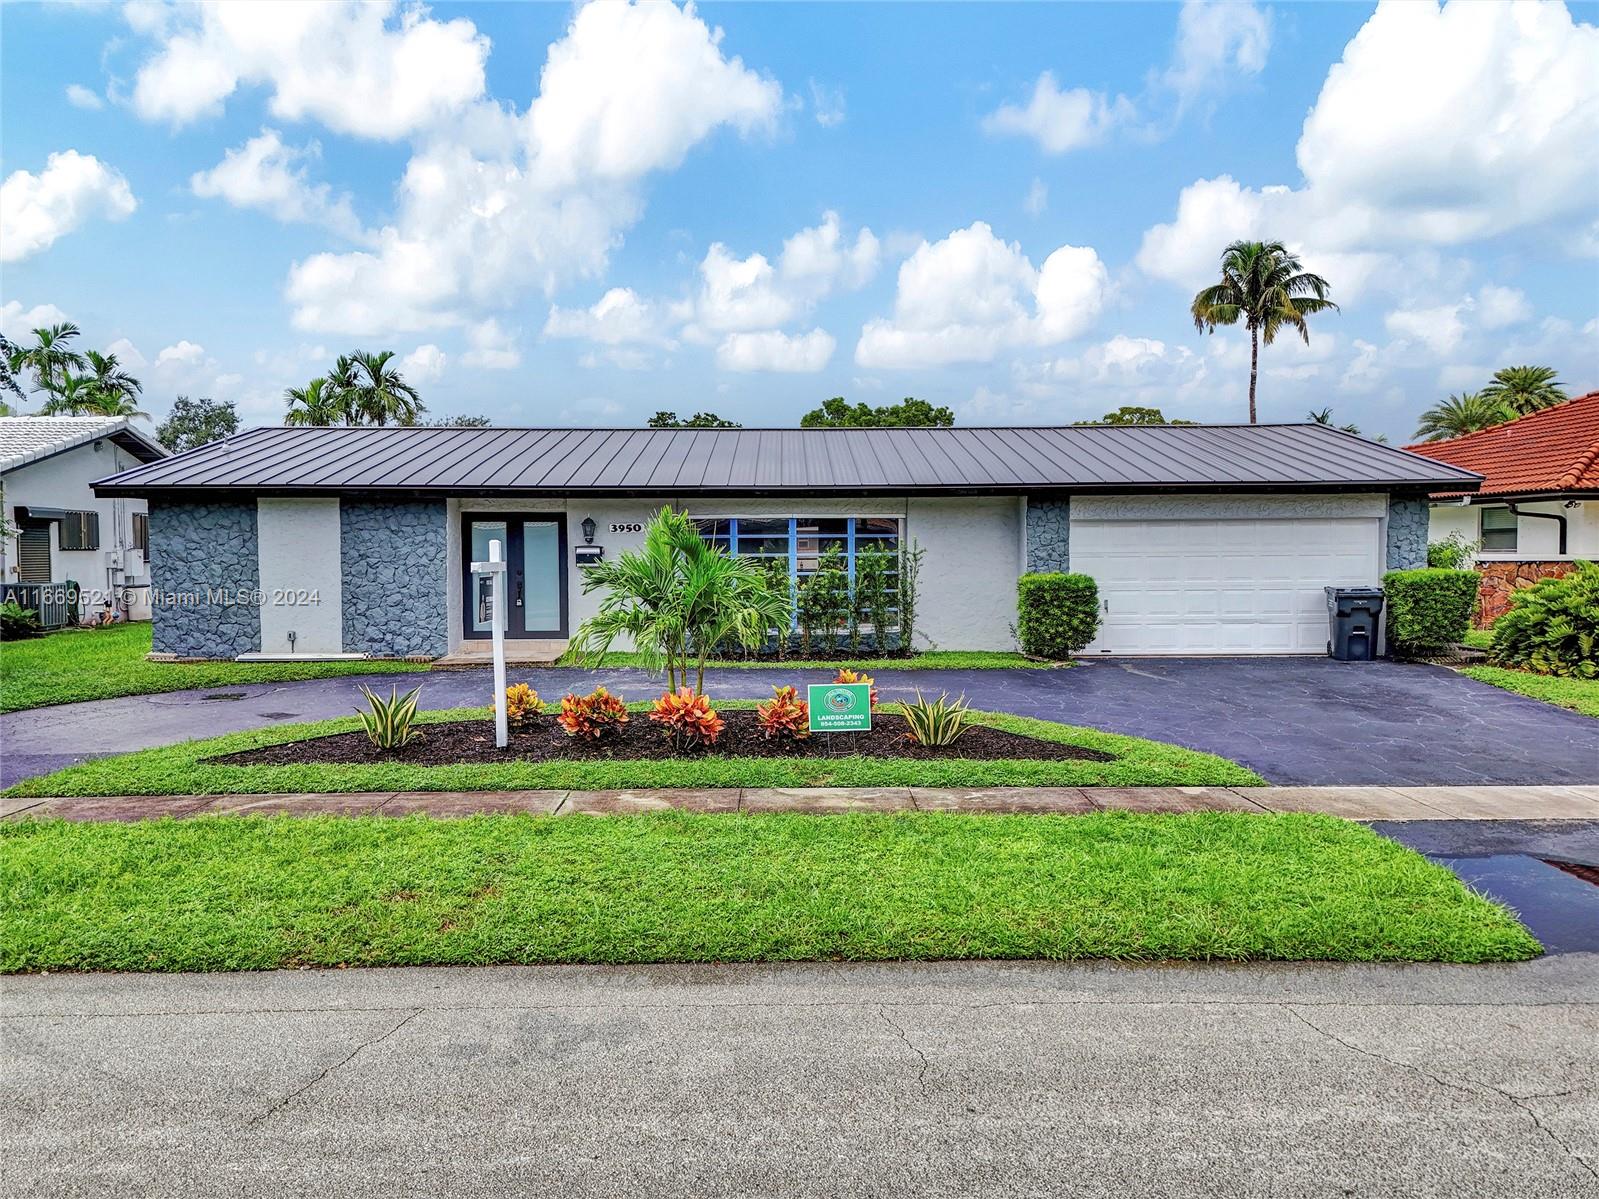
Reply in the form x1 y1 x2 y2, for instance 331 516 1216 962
4 957 1597 1198
6 783 1599 822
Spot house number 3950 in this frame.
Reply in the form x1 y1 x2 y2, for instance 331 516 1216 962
609 522 643 534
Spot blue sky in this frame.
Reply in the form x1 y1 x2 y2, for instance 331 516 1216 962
3 1 1596 441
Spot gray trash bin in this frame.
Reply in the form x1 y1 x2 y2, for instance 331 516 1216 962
1326 586 1385 661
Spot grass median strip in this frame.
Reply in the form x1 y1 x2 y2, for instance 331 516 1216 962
1 705 1264 797
1457 666 1599 719
0 810 1539 971
0 624 419 713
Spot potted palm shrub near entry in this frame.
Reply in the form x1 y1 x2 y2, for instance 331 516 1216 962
562 506 791 695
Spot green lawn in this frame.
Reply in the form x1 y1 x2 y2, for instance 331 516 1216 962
0 624 419 713
2 704 1264 797
0 810 1539 971
1461 628 1494 650
596 650 1053 670
1459 666 1599 718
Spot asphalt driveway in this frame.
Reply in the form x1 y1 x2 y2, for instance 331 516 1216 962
3 657 1594 788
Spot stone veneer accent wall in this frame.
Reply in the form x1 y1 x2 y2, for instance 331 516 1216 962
1473 560 1577 628
340 500 449 658
1025 497 1070 572
1385 496 1429 572
148 499 260 658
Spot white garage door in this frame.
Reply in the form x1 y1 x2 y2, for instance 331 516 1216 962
1070 516 1381 655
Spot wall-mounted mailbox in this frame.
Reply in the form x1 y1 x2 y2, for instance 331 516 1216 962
574 545 605 566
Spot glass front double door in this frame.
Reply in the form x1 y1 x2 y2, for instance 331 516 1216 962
464 515 567 639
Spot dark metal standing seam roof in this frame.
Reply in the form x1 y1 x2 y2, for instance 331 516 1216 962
93 424 1483 498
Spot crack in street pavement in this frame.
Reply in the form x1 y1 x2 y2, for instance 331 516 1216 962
1286 1006 1599 1185
244 1008 423 1128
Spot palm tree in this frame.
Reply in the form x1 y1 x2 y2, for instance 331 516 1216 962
343 350 424 426
1307 407 1361 435
324 354 360 424
80 350 143 412
5 322 87 402
1412 392 1513 442
1191 241 1338 423
39 373 101 416
563 506 791 695
284 377 344 426
1481 365 1567 416
75 388 149 418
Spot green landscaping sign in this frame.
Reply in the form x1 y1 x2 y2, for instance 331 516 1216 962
807 683 872 733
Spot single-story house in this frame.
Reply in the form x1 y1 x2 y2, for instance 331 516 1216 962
1406 390 1597 625
2 416 169 627
93 422 1479 660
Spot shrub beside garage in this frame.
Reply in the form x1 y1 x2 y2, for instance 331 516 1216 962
1381 569 1478 655
1017 572 1101 660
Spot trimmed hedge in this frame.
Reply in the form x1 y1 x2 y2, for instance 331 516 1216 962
1490 562 1599 678
1017 572 1100 660
1381 568 1478 653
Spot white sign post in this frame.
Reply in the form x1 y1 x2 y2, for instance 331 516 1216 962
471 538 509 749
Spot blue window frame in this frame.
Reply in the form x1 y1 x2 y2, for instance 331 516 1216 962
692 515 902 629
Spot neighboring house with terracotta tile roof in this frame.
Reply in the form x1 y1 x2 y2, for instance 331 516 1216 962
1405 391 1598 623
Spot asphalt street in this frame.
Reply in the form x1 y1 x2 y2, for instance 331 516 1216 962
4 957 1597 1198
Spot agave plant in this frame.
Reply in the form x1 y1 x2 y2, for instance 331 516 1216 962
898 690 972 747
355 684 424 751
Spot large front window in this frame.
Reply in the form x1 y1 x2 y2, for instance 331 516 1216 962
692 515 901 584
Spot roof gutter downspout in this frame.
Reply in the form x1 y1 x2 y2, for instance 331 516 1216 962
1505 502 1567 556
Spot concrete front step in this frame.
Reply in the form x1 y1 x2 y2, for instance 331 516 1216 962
5 785 1598 823
432 639 568 668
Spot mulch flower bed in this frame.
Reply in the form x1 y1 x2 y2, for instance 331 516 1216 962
210 710 1113 767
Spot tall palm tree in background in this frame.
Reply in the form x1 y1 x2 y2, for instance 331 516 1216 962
344 350 424 426
80 350 143 413
1191 241 1338 423
1481 365 1567 416
284 378 344 426
1412 392 1513 442
5 323 87 403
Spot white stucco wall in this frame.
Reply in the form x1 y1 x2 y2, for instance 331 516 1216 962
1 438 153 617
905 497 1021 651
256 498 344 653
442 494 1022 652
1427 499 1597 560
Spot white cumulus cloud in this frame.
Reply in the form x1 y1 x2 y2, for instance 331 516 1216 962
155 340 206 369
461 320 520 370
0 301 71 341
545 288 681 347
1138 2 1599 289
284 1 784 334
1 151 136 262
64 84 104 111
191 129 363 239
401 344 447 382
128 0 490 139
716 329 836 373
1163 0 1271 110
855 222 1108 368
981 71 1133 155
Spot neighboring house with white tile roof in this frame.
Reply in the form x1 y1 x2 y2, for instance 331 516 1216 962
1 416 168 626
